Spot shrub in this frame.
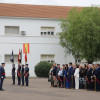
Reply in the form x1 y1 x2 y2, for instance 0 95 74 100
34 61 52 77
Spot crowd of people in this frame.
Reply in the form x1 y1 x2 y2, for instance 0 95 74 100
48 62 100 92
0 62 29 91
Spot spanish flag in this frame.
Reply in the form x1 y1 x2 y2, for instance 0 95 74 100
23 43 29 54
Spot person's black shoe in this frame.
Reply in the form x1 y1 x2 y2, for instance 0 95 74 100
0 89 5 91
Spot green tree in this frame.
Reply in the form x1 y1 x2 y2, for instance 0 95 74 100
60 7 100 63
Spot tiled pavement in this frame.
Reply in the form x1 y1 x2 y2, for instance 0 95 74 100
0 78 99 100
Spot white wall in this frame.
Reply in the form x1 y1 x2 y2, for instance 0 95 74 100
0 17 75 76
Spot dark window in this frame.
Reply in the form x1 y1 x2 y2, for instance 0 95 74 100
48 32 50 35
41 32 43 35
51 32 54 35
44 32 46 35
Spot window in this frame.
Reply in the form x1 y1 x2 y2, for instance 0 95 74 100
41 27 55 36
5 55 18 63
41 54 55 63
5 26 19 35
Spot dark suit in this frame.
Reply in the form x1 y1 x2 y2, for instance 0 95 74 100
87 68 93 90
95 67 100 91
71 67 76 88
51 66 57 76
67 66 73 88
0 66 5 90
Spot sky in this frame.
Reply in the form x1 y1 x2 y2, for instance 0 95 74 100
0 0 100 7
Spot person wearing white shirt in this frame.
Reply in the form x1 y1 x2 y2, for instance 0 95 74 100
74 64 79 89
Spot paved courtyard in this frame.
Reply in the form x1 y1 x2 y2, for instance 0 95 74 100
0 78 99 100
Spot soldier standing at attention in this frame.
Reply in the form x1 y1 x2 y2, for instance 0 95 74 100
0 63 5 91
21 64 25 86
25 64 29 86
17 64 21 85
11 64 16 85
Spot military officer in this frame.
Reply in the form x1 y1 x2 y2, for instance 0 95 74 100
17 64 21 85
21 64 25 86
11 64 16 85
0 63 5 91
25 64 29 86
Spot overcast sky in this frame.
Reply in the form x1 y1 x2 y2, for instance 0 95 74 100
0 0 100 7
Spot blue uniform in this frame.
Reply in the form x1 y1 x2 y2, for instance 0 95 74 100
21 67 25 85
12 67 16 85
25 67 29 86
17 66 21 85
0 66 5 90
95 67 100 91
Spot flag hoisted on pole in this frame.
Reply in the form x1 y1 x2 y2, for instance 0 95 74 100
25 47 27 63
23 43 29 63
23 43 29 54
18 49 21 63
10 50 14 63
21 49 22 64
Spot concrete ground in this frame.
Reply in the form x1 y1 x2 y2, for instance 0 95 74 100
0 78 99 100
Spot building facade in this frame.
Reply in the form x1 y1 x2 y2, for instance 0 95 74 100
0 3 75 76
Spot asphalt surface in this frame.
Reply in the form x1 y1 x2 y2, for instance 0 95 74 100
0 78 100 100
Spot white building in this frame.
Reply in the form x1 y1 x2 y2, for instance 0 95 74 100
0 3 75 76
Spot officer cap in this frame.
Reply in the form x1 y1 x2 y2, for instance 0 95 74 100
25 64 28 66
22 64 25 66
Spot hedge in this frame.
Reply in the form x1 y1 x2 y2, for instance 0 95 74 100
34 61 52 77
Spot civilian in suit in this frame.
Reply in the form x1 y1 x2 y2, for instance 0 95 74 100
79 65 85 89
95 64 100 92
51 63 57 87
87 64 93 90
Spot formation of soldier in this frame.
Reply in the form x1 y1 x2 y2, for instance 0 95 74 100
12 62 29 86
0 62 29 91
49 62 100 92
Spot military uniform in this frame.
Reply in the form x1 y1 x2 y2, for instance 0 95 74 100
17 65 21 85
21 65 25 86
25 64 29 86
0 63 5 91
12 64 16 85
